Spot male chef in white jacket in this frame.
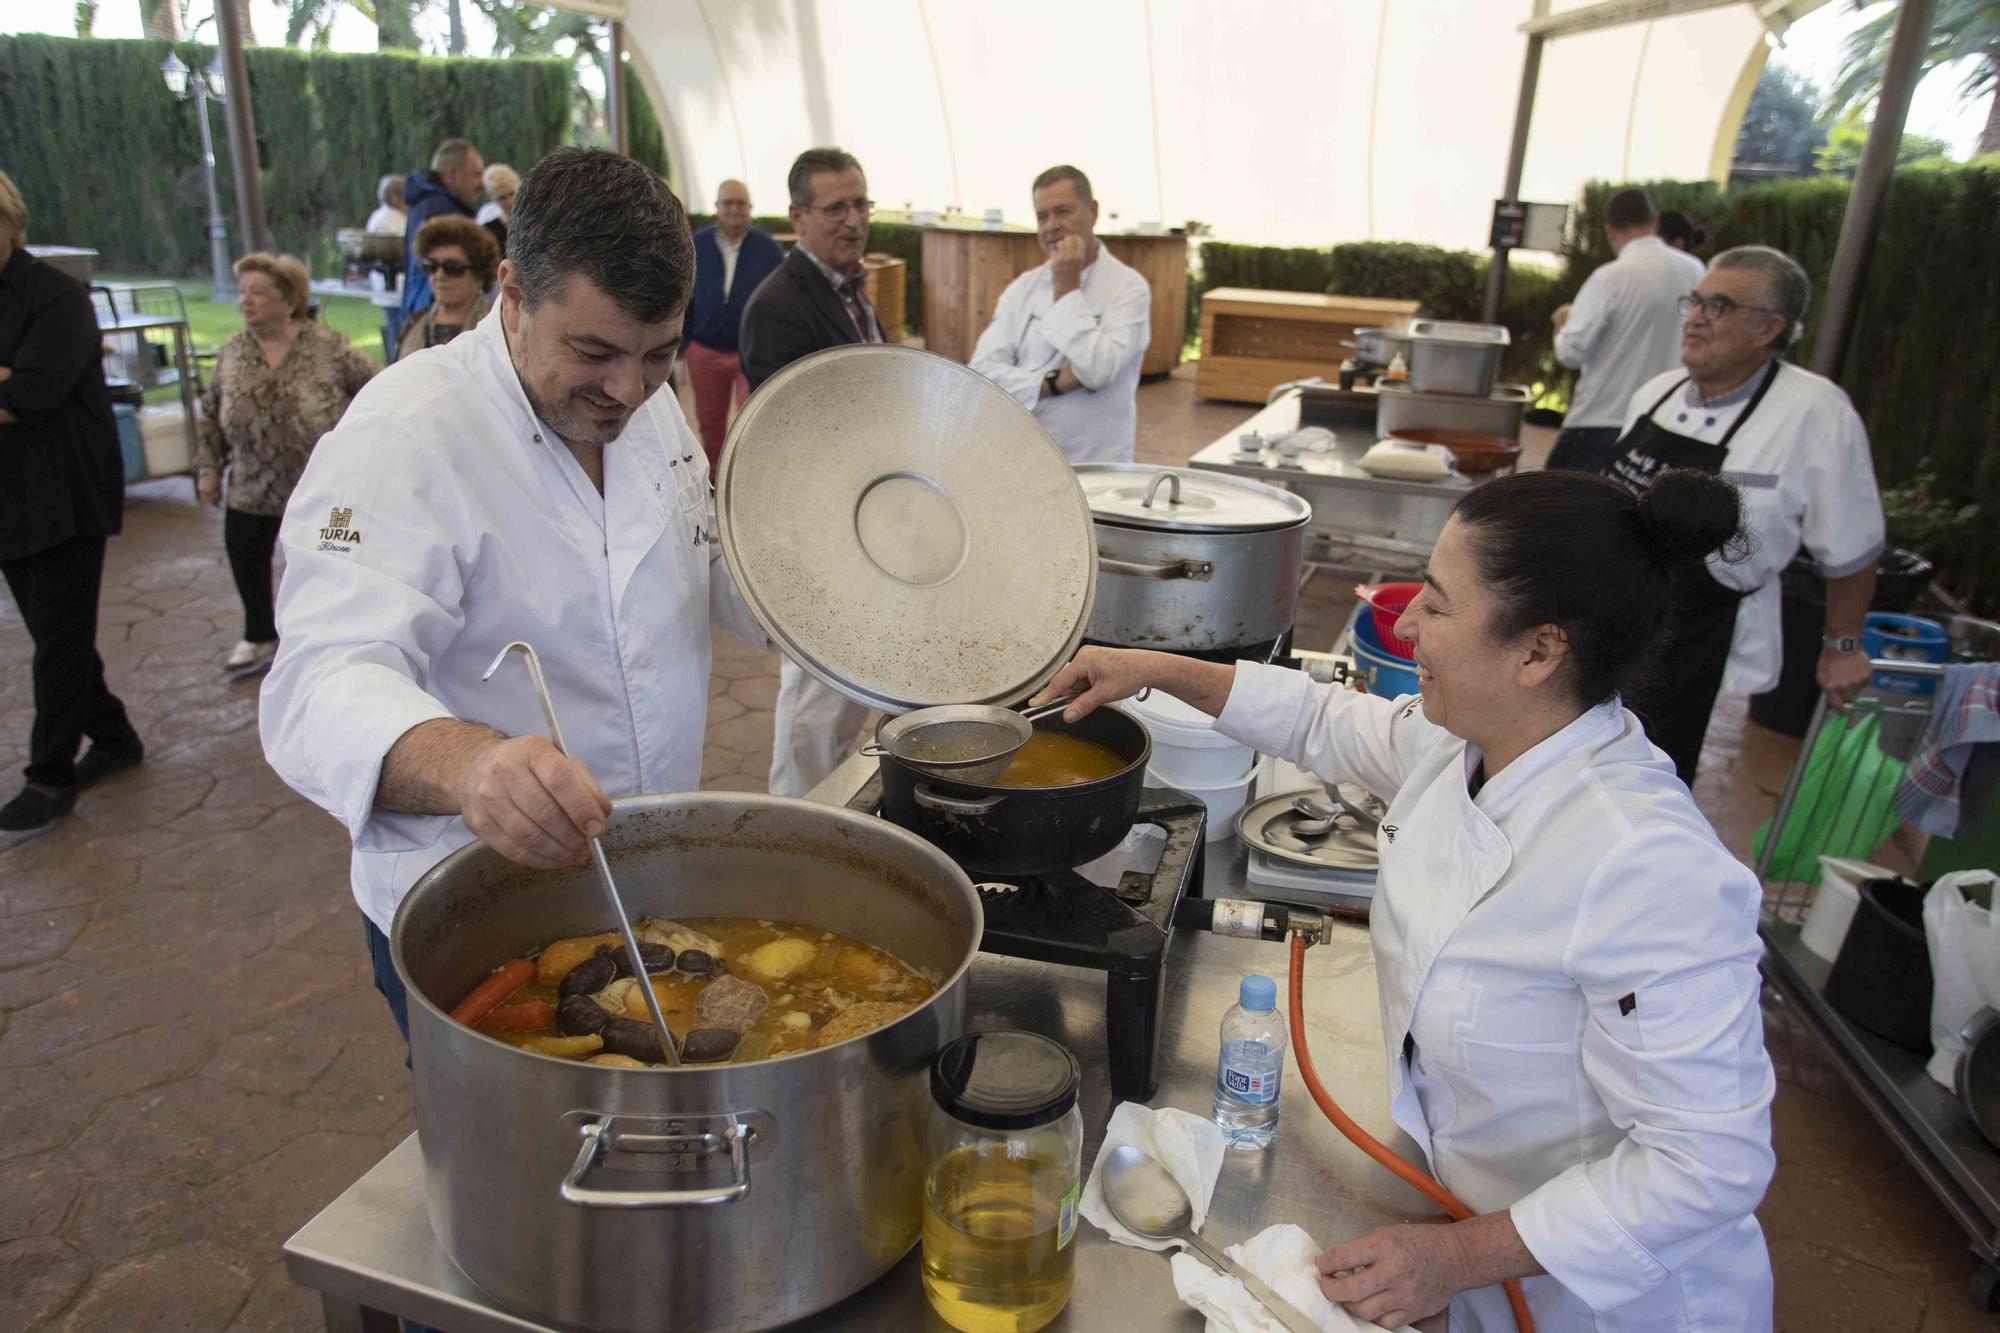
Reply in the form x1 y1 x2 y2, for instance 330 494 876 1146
262 148 764 1041
969 165 1151 465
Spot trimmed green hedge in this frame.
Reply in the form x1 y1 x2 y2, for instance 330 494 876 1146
0 36 571 274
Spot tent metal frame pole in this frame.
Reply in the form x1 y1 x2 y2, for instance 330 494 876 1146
608 20 630 156
213 0 270 255
1809 0 1936 380
1482 0 1550 324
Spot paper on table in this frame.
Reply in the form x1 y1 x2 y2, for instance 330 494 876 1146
1170 1224 1418 1333
1079 1101 1228 1252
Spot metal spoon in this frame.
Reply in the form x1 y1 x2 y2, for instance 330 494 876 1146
1100 1145 1323 1333
483 641 680 1067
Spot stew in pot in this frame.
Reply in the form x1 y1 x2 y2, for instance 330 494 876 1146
989 731 1126 789
449 915 934 1066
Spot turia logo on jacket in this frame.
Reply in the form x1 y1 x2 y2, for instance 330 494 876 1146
318 505 363 553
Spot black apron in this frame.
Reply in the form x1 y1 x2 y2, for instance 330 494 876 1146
1611 362 1780 783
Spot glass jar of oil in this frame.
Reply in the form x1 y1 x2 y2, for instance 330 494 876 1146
923 1031 1084 1333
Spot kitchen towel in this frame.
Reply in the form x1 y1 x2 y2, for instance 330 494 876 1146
1895 662 2000 838
1080 1102 1228 1252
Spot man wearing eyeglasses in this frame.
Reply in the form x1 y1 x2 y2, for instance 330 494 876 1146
1546 188 1704 475
969 165 1151 465
738 147 886 796
1605 245 1884 784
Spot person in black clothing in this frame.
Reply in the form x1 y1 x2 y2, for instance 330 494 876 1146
0 171 143 832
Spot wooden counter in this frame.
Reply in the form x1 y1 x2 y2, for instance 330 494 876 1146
918 227 1188 376
1195 288 1422 404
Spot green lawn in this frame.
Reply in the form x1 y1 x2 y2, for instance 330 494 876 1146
97 273 391 403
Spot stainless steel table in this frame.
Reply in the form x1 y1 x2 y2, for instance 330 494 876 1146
284 760 1443 1331
1187 391 1484 574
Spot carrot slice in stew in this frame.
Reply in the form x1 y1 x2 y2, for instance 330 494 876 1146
485 1000 556 1031
450 958 535 1026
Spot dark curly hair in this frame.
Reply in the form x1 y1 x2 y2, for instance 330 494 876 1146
415 213 500 288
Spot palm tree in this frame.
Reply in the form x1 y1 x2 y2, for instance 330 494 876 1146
1829 0 2000 157
139 0 182 40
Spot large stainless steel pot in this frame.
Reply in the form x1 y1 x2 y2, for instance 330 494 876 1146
393 793 982 1333
1078 465 1311 652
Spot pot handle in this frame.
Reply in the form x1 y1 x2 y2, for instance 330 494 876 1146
860 742 888 758
559 1114 754 1209
913 783 1006 816
1097 554 1215 582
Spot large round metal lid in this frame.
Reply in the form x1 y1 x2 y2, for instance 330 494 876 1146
1074 464 1311 533
716 345 1097 714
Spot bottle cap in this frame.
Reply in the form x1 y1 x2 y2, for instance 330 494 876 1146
1240 974 1277 1012
931 1030 1081 1130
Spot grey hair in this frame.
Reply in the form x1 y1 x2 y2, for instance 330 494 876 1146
431 137 478 175
508 147 695 322
376 174 404 208
787 147 863 208
1710 244 1811 348
1032 164 1094 205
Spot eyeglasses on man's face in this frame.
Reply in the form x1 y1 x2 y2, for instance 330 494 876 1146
1678 292 1780 322
421 258 474 277
807 197 874 221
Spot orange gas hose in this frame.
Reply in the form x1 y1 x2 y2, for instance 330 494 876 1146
1288 934 1536 1333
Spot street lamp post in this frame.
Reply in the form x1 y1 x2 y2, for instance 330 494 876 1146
161 52 237 300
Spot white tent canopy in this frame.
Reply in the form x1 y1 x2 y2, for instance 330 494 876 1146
603 0 1825 251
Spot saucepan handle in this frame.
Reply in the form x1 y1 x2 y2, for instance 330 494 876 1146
860 742 888 759
1097 555 1215 582
558 1113 756 1209
913 783 1006 816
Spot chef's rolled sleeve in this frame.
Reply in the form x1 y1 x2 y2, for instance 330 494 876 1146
1214 662 1426 802
1038 282 1149 392
1552 271 1609 370
1511 824 1776 1311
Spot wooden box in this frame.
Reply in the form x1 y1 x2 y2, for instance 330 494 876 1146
1195 289 1422 404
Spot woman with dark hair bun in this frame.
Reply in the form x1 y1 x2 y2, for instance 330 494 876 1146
1042 468 1776 1332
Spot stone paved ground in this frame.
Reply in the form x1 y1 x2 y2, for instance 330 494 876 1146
1 368 1991 1330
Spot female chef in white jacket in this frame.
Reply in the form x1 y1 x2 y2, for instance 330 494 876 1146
1045 468 1776 1332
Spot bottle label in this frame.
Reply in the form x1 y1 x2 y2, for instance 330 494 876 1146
1222 1064 1279 1102
1057 1181 1079 1249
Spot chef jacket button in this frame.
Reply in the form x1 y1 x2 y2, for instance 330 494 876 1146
1676 413 1688 422
1705 417 1716 426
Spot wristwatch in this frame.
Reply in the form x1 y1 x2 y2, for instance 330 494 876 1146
1823 633 1862 654
1043 369 1063 398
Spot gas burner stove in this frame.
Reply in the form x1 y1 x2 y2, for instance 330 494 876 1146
846 779 1205 1101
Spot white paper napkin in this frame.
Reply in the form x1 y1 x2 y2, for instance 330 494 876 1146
1079 1101 1229 1251
1170 1223 1417 1333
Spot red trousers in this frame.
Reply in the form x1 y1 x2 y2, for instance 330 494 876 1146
684 339 748 471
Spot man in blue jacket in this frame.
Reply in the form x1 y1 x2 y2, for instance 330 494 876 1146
397 137 485 330
682 179 782 468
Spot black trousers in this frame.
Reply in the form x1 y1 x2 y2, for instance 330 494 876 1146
1 533 140 789
1545 425 1626 474
1625 571 1744 785
223 507 283 643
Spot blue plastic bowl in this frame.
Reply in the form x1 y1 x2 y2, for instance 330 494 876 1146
1350 606 1421 698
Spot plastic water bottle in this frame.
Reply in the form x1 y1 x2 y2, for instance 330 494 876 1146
1213 974 1286 1150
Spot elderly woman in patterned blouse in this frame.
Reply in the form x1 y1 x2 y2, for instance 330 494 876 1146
195 252 376 672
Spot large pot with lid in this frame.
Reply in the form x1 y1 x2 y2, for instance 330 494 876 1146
394 793 981 1333
1077 464 1311 652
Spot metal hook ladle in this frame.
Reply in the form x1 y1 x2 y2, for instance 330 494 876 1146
483 640 680 1066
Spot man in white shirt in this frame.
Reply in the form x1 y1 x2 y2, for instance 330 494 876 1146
261 148 765 1043
969 165 1151 465
1546 188 1705 474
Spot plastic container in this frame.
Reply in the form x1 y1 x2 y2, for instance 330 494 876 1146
1167 758 1264 842
1128 690 1254 787
1354 582 1419 658
924 1031 1084 1333
1348 605 1420 698
1213 974 1287 1150
1825 877 1933 1051
112 403 144 482
1800 856 1894 962
1864 612 1948 697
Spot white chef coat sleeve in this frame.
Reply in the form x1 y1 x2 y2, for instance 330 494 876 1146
1795 392 1886 579
1553 268 1613 370
1508 824 1775 1312
1037 272 1150 392
968 275 1046 409
259 418 469 852
1212 661 1428 801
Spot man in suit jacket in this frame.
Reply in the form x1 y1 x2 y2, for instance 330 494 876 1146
683 179 783 469
0 172 144 832
738 147 887 797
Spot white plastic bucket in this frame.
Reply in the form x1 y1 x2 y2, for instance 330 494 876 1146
1155 757 1264 842
1802 856 1894 962
1128 690 1255 787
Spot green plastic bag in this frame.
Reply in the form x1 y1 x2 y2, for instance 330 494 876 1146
1754 708 1907 885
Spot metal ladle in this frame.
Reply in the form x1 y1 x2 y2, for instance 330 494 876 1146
483 641 679 1067
1100 1145 1322 1333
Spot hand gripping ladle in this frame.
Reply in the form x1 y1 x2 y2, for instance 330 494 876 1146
483 640 680 1066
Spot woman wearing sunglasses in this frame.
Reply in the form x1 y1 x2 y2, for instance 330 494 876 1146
397 214 499 361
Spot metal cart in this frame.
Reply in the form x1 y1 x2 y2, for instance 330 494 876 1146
90 281 202 478
1754 660 2000 1309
